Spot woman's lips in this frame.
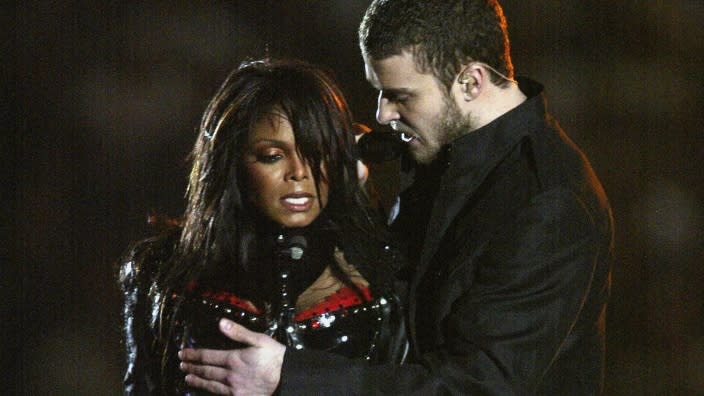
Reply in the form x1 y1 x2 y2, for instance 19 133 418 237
281 193 314 211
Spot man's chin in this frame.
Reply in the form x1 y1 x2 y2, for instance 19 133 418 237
408 141 442 164
409 148 437 165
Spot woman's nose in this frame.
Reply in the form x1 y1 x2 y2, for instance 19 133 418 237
287 154 309 181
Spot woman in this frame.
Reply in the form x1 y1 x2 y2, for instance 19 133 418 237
119 59 406 395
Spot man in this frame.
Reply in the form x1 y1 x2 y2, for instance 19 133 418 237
179 0 614 394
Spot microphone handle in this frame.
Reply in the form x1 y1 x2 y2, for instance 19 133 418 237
268 234 304 349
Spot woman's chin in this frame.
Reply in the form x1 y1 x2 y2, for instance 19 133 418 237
273 213 319 229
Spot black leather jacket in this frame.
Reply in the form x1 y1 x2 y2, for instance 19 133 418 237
119 229 407 395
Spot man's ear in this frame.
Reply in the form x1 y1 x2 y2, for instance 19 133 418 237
457 70 476 86
456 64 483 102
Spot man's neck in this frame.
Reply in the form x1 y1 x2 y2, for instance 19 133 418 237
471 84 527 132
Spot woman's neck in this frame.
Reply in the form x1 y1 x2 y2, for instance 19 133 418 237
253 215 337 306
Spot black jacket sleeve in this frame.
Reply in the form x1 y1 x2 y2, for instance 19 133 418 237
119 237 170 395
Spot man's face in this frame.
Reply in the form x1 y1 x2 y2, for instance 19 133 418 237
364 50 471 164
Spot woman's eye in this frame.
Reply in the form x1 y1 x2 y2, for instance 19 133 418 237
256 153 283 163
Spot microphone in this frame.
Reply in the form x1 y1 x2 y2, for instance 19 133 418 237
287 235 307 260
269 233 307 348
356 128 407 163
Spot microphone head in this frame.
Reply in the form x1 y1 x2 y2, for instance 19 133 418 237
288 235 307 260
356 130 406 163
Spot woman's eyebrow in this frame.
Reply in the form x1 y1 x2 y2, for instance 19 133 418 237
250 138 289 147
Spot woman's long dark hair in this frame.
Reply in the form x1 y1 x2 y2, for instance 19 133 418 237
153 59 394 390
167 58 387 287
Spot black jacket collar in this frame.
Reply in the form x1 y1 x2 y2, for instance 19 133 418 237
413 77 548 274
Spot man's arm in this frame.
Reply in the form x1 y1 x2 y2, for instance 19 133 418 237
181 188 611 395
278 189 611 395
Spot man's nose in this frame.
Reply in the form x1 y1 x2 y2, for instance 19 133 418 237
376 93 398 125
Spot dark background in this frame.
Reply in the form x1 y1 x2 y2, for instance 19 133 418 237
8 1 703 394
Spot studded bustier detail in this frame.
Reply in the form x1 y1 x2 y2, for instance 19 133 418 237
178 284 395 361
121 229 407 395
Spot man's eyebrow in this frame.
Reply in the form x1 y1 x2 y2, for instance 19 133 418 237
380 87 413 97
365 75 411 95
383 87 412 93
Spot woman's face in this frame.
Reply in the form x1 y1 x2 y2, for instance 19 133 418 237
242 112 329 228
